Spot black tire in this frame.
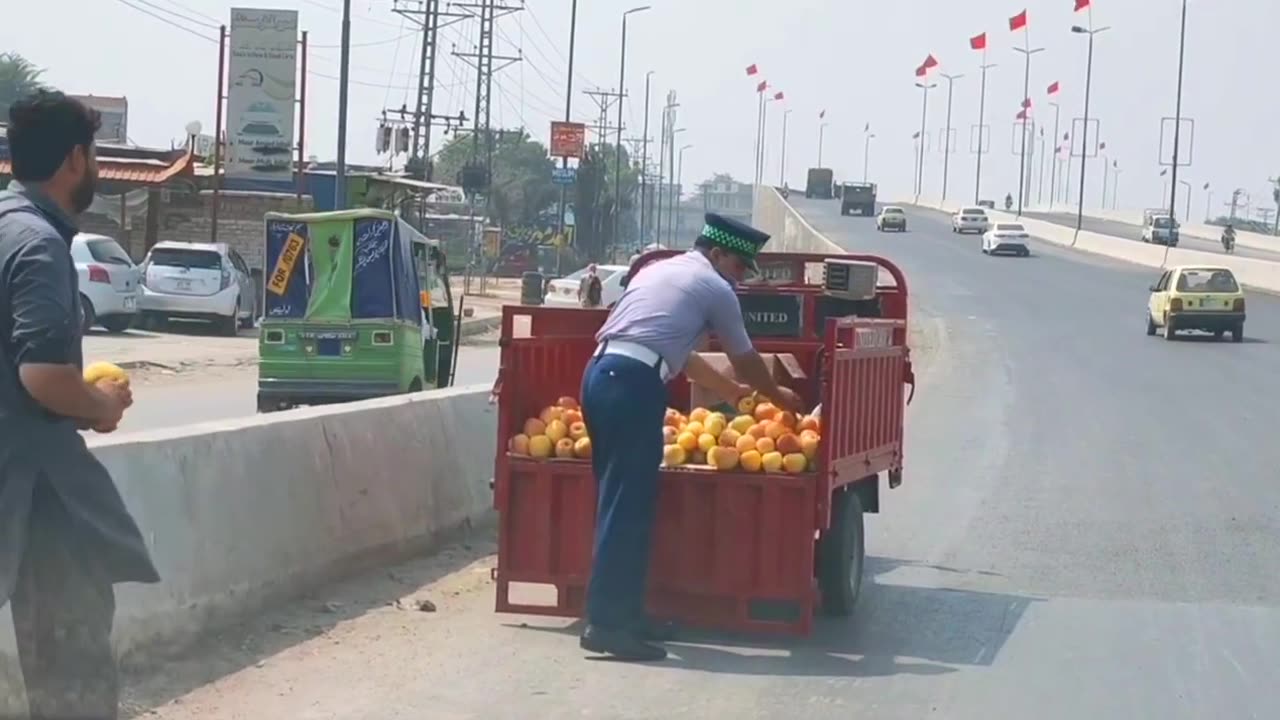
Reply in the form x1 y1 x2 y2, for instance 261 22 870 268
1146 313 1157 336
1163 317 1177 341
100 315 133 333
79 295 97 333
1213 329 1226 341
818 484 866 616
217 310 239 337
1232 324 1245 343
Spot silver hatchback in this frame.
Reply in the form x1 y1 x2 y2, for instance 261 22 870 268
138 242 258 335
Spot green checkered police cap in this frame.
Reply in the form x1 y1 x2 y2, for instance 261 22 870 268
698 213 769 269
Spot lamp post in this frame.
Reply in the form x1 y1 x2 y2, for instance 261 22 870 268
863 131 875 182
817 121 829 167
1167 0 1189 239
639 70 653 243
780 108 792 185
613 5 651 255
1179 179 1192 222
1048 100 1061 208
1071 22 1108 233
667 127 685 243
1111 167 1121 209
334 0 353 209
974 59 996 205
1013 43 1046 216
939 72 962 204
914 81 936 198
1204 182 1213 222
556 0 579 240
676 143 692 239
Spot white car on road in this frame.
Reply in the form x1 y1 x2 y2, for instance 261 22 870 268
544 265 628 308
138 241 258 335
982 223 1032 257
71 233 141 333
952 207 991 234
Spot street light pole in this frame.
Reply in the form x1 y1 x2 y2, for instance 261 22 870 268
614 6 650 258
1101 155 1109 211
639 70 653 243
939 72 962 204
863 131 875 182
1204 183 1213 222
1111 168 1121 209
974 60 996 205
667 127 685 244
1049 100 1061 209
677 144 692 238
817 121 828 167
1013 44 1045 216
556 0 579 240
780 109 792 185
914 81 936 199
334 0 353 209
1167 0 1189 245
1071 23 1108 234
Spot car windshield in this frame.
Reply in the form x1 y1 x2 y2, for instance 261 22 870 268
962 208 986 215
1154 217 1175 228
884 208 904 215
1177 269 1239 293
84 238 133 266
148 247 223 270
996 224 1025 232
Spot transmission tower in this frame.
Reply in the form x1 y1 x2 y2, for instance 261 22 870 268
386 0 469 180
453 0 522 201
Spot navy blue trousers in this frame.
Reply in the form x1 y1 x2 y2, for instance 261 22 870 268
580 353 666 631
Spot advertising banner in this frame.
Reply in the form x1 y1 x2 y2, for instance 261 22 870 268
226 8 299 184
549 121 586 158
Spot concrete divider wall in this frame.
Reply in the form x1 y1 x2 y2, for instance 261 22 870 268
909 199 1280 293
752 185 845 255
1 386 496 705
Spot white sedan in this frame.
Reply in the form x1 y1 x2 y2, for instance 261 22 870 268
952 207 991 234
982 223 1032 257
544 265 629 308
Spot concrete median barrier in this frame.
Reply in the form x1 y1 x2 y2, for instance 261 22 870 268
0 386 496 708
752 185 845 254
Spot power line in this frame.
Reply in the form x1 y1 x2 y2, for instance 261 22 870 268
112 0 217 43
134 0 218 28
311 30 418 48
154 0 219 23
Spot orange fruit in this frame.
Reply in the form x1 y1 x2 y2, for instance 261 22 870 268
753 403 779 422
765 421 787 440
776 433 802 456
739 449 763 472
719 428 742 448
529 435 553 458
562 409 584 426
798 416 821 434
697 433 717 453
685 421 705 437
782 453 807 473
568 421 589 441
799 433 820 460
523 418 547 437
755 436 776 455
761 451 784 473
539 405 564 425
557 396 580 410
689 407 710 424
747 422 769 439
554 438 576 459
707 446 740 471
730 414 755 434
662 444 687 466
735 434 758 453
777 411 798 429
509 434 531 455
545 420 569 443
574 436 593 459
736 395 757 415
676 432 699 452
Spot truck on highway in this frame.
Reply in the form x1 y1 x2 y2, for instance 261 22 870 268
490 250 915 636
1142 209 1180 247
840 181 878 216
805 167 834 199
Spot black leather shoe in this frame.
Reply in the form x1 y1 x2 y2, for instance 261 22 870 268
580 625 668 662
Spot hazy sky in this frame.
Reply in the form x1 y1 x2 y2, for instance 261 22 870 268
5 0 1276 215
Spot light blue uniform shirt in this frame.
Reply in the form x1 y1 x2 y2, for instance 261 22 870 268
596 250 753 374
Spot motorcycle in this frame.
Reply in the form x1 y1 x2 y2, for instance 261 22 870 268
1222 232 1236 254
1004 194 1014 211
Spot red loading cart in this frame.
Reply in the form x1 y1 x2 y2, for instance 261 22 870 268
490 251 915 637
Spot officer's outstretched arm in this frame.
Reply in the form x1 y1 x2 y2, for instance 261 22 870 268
685 353 749 405
705 289 802 411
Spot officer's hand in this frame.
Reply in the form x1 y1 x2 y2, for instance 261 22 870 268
771 386 804 413
92 380 132 432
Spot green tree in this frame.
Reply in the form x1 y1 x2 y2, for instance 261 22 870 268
0 53 48 121
573 142 640 260
432 129 558 228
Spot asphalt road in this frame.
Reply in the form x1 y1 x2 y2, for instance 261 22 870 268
138 203 1280 719
114 346 502 434
1022 209 1280 263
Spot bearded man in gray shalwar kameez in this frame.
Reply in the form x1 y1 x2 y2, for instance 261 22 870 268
0 91 159 720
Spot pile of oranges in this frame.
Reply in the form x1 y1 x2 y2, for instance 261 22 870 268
508 396 593 460
662 394 821 474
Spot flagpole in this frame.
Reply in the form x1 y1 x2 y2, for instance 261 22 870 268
754 89 764 187
974 46 994 205
1012 14 1045 218
940 73 961 204
1049 100 1061 209
915 81 934 201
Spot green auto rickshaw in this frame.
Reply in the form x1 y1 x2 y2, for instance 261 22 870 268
257 208 456 412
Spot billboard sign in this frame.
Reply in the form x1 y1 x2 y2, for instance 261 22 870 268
71 95 128 144
551 167 577 185
550 121 586 158
226 8 299 184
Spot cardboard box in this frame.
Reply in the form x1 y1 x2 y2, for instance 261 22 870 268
688 351 808 411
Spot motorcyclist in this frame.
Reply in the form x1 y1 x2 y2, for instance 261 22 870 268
1222 224 1236 253
1004 193 1014 210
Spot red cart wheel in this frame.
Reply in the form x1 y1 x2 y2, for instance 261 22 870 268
818 483 866 617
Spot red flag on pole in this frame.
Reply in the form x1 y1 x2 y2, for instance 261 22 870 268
774 91 784 100
915 65 927 77
819 109 826 119
922 54 939 70
1022 97 1032 109
1063 132 1070 140
912 131 921 139
1074 0 1090 11
1009 10 1028 31
1054 145 1062 154
1047 81 1060 95
1016 109 1028 120
1099 141 1107 150
970 33 987 51
746 64 759 76
756 80 768 92
865 122 871 132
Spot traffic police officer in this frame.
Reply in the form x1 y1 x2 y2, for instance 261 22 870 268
579 213 803 662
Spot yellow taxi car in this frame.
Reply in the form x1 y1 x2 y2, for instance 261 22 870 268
1146 265 1246 342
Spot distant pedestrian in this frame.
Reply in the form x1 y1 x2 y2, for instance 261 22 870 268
579 263 603 308
0 90 159 720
